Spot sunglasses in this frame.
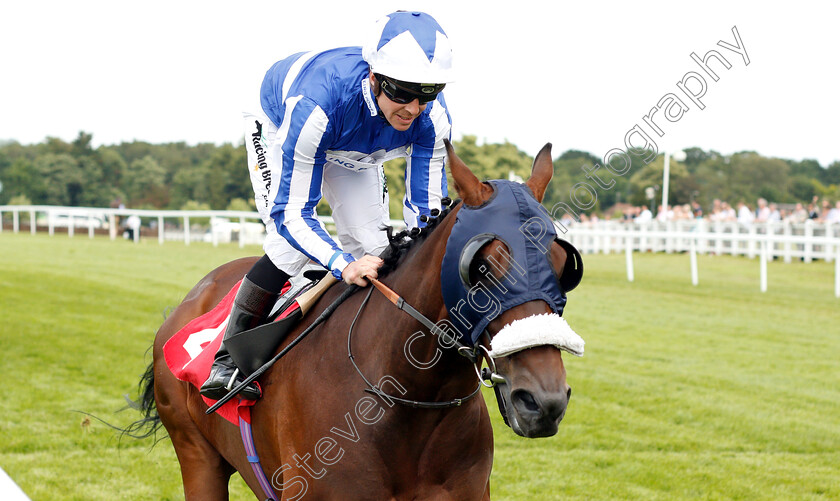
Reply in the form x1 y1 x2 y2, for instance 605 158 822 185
375 74 445 104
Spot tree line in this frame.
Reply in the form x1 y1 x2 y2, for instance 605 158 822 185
1 131 839 219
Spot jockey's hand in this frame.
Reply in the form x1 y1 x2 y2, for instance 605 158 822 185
342 255 384 286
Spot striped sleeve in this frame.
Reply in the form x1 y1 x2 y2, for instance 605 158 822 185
269 96 354 276
403 100 451 228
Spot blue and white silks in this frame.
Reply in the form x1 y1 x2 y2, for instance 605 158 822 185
258 47 451 278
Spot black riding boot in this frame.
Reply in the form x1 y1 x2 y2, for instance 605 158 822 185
200 276 281 400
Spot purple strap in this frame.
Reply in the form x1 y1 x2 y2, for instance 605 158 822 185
239 416 278 501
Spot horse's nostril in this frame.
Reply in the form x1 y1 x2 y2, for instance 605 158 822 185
512 390 540 413
567 387 572 400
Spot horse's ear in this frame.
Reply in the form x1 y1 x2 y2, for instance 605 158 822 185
445 139 493 206
525 143 553 203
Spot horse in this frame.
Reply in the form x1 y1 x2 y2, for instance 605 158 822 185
134 140 584 500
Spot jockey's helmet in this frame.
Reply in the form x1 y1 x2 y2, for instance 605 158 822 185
362 11 454 87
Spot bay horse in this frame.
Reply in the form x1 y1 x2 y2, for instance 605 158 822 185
136 140 583 500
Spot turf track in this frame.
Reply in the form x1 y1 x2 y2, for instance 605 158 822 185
0 233 837 500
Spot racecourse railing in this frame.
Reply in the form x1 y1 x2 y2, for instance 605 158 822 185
0 205 408 247
2 205 838 296
564 219 840 297
564 219 840 263
0 205 271 247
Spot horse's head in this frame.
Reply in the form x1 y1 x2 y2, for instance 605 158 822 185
442 140 584 438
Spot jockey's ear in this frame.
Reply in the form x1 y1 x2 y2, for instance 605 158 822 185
445 139 493 206
525 143 553 203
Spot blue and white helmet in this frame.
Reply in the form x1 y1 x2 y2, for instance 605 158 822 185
362 11 454 84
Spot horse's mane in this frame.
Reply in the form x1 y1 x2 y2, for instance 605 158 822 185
378 197 459 277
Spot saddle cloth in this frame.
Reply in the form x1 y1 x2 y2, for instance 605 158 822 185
162 279 302 425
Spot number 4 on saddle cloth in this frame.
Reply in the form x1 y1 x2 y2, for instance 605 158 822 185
163 269 333 424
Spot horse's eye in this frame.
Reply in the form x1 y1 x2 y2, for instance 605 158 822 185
468 258 489 286
468 249 509 288
458 235 514 289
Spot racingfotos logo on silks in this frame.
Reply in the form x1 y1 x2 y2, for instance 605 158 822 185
251 120 271 206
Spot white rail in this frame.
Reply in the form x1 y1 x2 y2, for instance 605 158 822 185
0 205 405 248
564 219 839 262
3 205 837 297
564 219 840 297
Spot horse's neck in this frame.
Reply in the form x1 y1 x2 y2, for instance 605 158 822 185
367 211 475 397
386 209 455 326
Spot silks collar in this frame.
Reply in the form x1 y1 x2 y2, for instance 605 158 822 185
440 180 567 346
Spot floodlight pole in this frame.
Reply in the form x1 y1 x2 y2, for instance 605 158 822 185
662 150 686 217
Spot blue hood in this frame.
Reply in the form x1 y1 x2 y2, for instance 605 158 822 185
440 181 567 346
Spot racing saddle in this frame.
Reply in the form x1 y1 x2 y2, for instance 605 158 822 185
225 268 336 377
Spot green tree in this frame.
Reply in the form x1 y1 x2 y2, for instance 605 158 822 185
200 144 250 209
728 153 790 203
823 161 840 186
2 133 832 215
692 155 732 205
680 147 724 174
226 198 255 212
33 153 85 205
383 157 407 220
7 194 31 205
72 131 94 157
789 175 820 202
382 135 532 221
180 200 212 226
97 147 127 188
629 156 694 208
455 136 532 181
75 156 108 206
124 155 167 206
546 148 653 216
41 137 73 156
0 158 40 204
170 165 202 209
788 158 823 180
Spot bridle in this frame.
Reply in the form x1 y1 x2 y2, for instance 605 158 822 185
206 254 509 416
346 278 505 409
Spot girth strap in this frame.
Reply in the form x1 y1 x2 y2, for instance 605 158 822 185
239 412 277 501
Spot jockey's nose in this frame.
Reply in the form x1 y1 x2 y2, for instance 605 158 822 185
404 98 422 114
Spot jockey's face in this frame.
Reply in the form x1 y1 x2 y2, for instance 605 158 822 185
371 73 427 131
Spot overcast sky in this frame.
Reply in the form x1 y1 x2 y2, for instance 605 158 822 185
2 1 838 166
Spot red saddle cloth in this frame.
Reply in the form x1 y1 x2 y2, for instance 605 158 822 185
163 280 293 424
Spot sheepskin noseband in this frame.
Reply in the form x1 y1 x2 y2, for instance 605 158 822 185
489 313 584 358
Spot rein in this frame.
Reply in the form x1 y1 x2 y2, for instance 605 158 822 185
346 278 492 409
207 207 506 415
369 278 478 363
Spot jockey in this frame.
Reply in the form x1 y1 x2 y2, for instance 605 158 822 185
201 11 455 400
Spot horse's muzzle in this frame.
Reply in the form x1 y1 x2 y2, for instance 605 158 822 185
508 385 571 438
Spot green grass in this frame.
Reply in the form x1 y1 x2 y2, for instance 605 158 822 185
1 233 838 500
